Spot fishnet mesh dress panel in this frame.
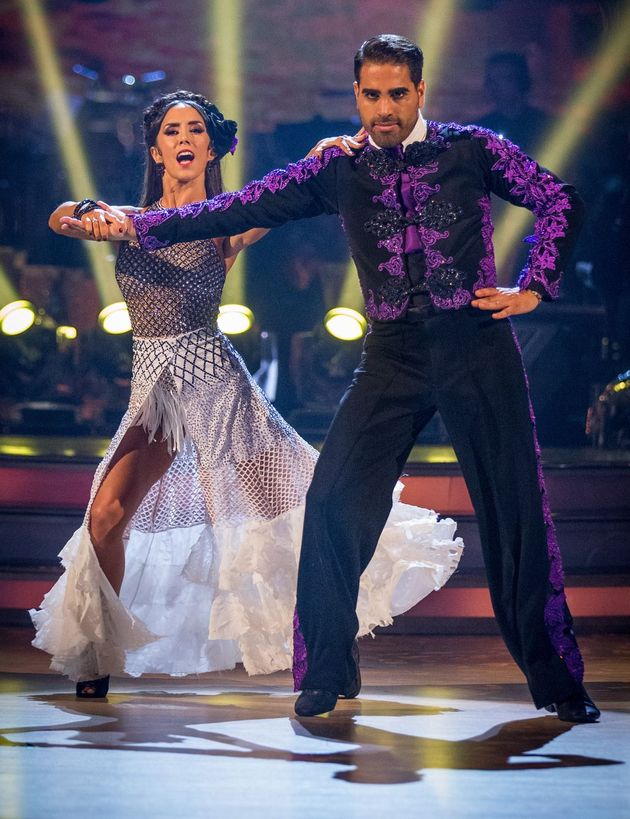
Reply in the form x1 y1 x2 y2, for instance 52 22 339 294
116 228 226 337
108 218 318 535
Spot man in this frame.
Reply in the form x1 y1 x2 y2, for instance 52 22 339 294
476 51 549 153
104 35 599 723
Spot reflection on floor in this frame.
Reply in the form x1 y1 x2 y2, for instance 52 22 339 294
1 630 628 818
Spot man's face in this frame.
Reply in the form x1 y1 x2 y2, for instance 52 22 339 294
485 64 523 107
354 61 425 148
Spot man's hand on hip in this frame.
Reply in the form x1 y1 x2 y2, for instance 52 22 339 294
471 287 541 319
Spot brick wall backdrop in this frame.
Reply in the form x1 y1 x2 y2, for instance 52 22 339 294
0 0 618 129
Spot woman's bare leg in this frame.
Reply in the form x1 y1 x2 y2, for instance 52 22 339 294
88 425 175 595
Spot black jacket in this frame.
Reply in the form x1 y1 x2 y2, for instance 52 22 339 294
134 121 584 322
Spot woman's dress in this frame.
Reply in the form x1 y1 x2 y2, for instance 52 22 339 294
31 222 463 682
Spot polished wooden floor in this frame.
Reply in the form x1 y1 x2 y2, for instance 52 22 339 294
1 629 628 819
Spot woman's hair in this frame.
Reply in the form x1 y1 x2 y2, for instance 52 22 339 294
139 90 238 207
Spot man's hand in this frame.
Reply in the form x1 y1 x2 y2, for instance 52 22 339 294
471 287 541 319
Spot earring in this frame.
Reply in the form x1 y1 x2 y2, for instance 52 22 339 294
156 163 165 177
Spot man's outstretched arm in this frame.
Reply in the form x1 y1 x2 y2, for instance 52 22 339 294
117 151 343 249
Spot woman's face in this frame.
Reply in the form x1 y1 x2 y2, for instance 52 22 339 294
151 103 214 184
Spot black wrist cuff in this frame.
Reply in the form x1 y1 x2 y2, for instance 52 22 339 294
73 199 99 219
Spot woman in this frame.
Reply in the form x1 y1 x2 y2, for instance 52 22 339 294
33 90 463 697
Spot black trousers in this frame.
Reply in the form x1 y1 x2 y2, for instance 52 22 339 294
294 307 584 708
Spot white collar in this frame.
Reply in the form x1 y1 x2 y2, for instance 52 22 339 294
367 110 427 150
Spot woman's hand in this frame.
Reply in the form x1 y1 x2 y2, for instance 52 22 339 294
306 128 368 158
471 287 542 319
59 202 130 241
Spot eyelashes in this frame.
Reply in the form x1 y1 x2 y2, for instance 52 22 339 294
163 128 205 136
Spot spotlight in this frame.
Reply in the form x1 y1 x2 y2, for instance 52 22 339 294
0 300 36 336
99 302 131 335
122 74 136 86
142 70 166 83
324 307 367 341
56 325 78 341
72 63 99 81
217 304 254 335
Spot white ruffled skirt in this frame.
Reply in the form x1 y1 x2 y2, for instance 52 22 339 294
31 327 463 682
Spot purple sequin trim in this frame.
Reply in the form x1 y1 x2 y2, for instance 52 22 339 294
511 328 584 683
292 610 308 691
431 287 470 310
134 147 345 249
405 142 467 310
377 232 405 278
472 127 570 299
132 210 171 250
474 194 497 291
365 290 409 320
363 133 453 317
372 173 401 210
408 165 440 207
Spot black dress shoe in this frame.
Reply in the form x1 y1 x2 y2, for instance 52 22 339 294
545 686 601 723
76 675 110 699
339 640 361 700
294 689 338 717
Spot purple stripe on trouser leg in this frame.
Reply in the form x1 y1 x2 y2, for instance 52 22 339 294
512 328 584 683
292 610 308 692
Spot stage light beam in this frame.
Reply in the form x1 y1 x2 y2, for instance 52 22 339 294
335 256 365 316
416 0 461 91
0 273 18 310
19 0 121 307
493 0 630 273
209 0 246 307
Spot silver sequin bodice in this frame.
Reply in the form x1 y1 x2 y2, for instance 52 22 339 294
115 218 225 338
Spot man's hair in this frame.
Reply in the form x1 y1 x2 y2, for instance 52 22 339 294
354 34 424 86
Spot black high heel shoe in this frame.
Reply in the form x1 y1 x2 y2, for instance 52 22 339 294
76 676 110 699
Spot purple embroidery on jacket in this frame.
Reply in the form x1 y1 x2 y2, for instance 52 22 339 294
365 290 409 321
431 287 470 310
362 125 459 316
377 232 405 278
404 169 440 253
472 128 570 299
372 173 401 210
409 166 440 208
475 194 497 291
379 254 405 279
134 147 345 249
406 137 467 310
292 610 308 691
511 328 584 684
132 209 171 250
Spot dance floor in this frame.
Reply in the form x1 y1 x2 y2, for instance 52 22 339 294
1 629 628 819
